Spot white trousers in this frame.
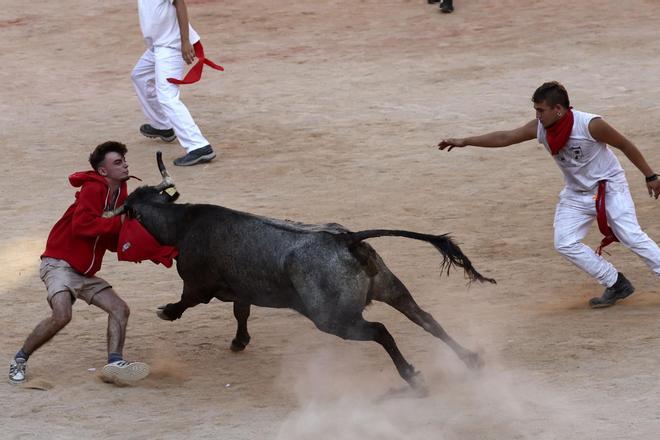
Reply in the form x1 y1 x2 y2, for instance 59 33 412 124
131 46 209 152
554 181 660 287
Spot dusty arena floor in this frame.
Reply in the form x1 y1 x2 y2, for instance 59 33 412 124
1 0 659 438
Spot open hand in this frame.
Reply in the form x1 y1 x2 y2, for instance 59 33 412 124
438 138 467 151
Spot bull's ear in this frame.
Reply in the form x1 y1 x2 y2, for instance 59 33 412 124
163 186 179 202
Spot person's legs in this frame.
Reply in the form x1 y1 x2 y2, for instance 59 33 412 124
153 46 210 153
19 291 73 355
554 189 619 287
606 183 660 277
90 288 130 358
90 288 150 383
9 291 73 384
131 48 173 132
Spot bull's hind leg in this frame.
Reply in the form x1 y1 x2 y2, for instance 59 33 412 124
318 315 424 390
230 302 251 352
376 277 483 370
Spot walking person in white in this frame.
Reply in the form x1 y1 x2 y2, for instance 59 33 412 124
438 81 660 308
132 0 216 166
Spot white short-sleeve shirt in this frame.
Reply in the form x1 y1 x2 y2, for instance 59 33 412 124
138 0 200 49
537 110 626 191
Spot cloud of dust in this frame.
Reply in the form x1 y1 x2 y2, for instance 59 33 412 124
146 342 189 383
274 332 594 440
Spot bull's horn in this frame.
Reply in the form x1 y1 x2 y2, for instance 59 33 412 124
156 151 170 179
154 151 175 191
102 205 125 218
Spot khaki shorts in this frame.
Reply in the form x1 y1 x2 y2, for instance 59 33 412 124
39 257 112 306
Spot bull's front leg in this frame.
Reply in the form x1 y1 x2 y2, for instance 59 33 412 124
157 285 211 321
230 302 251 352
156 303 188 321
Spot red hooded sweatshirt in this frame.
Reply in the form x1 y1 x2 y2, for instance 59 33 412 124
42 171 128 277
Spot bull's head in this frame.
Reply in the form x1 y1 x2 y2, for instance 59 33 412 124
104 151 179 219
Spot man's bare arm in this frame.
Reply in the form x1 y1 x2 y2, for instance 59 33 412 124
589 118 659 198
438 119 537 151
173 0 195 64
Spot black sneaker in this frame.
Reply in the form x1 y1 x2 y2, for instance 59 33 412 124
588 273 636 309
440 0 454 13
173 145 216 166
140 124 177 142
427 0 439 4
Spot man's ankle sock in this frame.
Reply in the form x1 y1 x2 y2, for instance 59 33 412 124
108 352 123 364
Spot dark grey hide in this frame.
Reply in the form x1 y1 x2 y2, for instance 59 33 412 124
123 179 495 390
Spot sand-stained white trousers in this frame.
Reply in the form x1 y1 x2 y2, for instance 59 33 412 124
553 181 660 287
131 46 209 152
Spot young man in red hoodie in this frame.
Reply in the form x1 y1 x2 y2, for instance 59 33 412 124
8 141 150 385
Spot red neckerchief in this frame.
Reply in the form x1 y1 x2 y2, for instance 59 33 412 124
167 41 224 85
546 108 574 155
595 180 619 255
117 218 178 267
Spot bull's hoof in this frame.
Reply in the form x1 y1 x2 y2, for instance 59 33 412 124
230 336 250 352
230 340 246 352
410 371 427 389
462 351 485 370
156 305 176 321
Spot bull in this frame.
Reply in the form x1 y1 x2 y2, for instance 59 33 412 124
113 152 496 390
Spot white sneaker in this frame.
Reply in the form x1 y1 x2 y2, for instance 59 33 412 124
101 360 150 384
9 358 27 384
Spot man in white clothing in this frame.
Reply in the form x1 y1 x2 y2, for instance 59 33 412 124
132 0 216 166
438 81 659 308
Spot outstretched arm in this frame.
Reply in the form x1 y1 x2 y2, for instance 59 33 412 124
589 118 659 199
438 119 537 151
173 0 195 65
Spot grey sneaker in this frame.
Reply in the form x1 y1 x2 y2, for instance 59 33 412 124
589 273 636 309
9 358 27 384
440 0 454 12
140 124 177 142
173 145 216 166
101 360 150 384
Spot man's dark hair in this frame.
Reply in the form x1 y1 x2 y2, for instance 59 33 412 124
89 141 128 171
532 81 570 108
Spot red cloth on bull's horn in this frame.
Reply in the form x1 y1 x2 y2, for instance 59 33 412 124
166 41 224 85
118 218 178 267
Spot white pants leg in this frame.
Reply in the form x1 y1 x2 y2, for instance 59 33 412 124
132 46 209 152
554 187 619 287
154 46 209 152
554 183 660 287
131 48 171 130
606 181 660 277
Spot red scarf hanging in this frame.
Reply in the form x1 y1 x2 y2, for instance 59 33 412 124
167 41 224 85
546 108 574 155
595 180 619 255
118 218 178 267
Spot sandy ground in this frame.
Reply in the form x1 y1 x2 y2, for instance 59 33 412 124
1 0 659 438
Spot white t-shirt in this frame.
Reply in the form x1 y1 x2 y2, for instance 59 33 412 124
138 0 200 49
537 110 626 192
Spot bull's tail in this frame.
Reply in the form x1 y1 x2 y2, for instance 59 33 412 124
345 229 496 284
